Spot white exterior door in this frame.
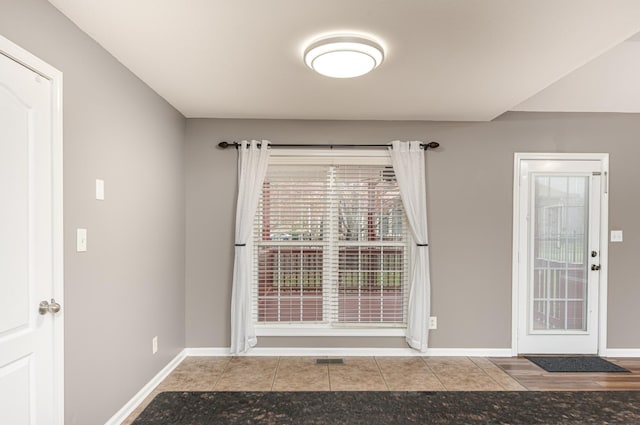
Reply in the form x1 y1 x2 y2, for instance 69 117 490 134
514 154 608 355
0 37 63 425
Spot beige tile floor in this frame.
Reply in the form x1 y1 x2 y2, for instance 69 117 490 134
122 356 525 424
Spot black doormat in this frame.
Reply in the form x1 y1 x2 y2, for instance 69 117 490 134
131 391 640 424
525 356 630 373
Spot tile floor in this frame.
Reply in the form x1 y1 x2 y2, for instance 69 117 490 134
122 356 640 424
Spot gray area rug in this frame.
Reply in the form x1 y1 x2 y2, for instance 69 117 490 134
525 356 630 373
132 391 640 424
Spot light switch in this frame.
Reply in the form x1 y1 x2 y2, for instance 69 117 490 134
96 179 104 200
76 228 87 252
611 230 623 242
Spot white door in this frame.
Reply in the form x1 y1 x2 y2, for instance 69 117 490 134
514 155 607 355
0 40 63 425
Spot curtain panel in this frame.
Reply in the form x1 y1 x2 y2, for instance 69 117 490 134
389 140 431 351
230 140 270 354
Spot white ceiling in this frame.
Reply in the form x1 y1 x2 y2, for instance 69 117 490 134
47 0 640 121
514 34 640 113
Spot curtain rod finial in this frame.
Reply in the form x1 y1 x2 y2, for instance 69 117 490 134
218 141 233 149
426 141 439 149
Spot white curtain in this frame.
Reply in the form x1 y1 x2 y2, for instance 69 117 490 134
230 140 270 354
389 140 431 352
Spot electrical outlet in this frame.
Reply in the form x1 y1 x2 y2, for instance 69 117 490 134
429 316 438 330
152 336 158 354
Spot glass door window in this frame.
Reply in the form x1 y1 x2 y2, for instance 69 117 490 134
532 176 589 332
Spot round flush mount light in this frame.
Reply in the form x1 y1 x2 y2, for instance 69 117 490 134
304 36 384 78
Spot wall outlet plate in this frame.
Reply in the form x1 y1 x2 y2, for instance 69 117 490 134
429 316 437 330
152 336 158 354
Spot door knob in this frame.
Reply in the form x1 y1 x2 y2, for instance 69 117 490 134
39 298 61 315
591 264 601 271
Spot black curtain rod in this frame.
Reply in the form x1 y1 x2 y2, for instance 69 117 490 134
217 141 440 150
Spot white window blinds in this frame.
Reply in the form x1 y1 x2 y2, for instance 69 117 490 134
253 157 410 329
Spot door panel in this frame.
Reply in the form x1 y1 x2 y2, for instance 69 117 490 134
516 158 604 354
0 356 33 424
0 51 55 424
0 84 30 335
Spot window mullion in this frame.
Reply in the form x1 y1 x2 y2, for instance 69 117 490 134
277 247 281 322
380 246 385 323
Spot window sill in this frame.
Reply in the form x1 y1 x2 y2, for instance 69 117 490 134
254 326 407 337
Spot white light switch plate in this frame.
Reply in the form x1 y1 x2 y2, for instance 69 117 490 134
96 179 104 200
611 230 623 242
76 228 87 252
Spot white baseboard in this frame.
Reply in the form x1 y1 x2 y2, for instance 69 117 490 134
246 347 420 356
105 349 187 425
183 346 513 357
185 347 231 356
425 348 512 357
602 348 640 357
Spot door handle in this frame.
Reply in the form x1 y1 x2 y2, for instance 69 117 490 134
39 298 61 315
591 264 601 271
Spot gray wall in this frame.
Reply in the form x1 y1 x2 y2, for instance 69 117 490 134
186 113 640 350
1 1 186 424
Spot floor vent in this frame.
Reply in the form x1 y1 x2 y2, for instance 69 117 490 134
316 358 344 364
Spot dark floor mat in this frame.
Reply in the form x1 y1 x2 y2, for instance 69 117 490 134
525 356 630 373
132 391 640 424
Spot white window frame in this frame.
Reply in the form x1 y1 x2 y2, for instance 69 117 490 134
254 149 409 337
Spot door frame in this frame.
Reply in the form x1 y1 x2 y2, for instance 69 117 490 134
512 152 609 356
0 35 64 424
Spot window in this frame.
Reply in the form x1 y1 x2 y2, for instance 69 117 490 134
252 152 410 334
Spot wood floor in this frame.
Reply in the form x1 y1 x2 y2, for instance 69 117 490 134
123 356 640 424
492 357 640 391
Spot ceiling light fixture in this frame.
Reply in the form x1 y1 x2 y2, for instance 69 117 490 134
304 36 384 78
